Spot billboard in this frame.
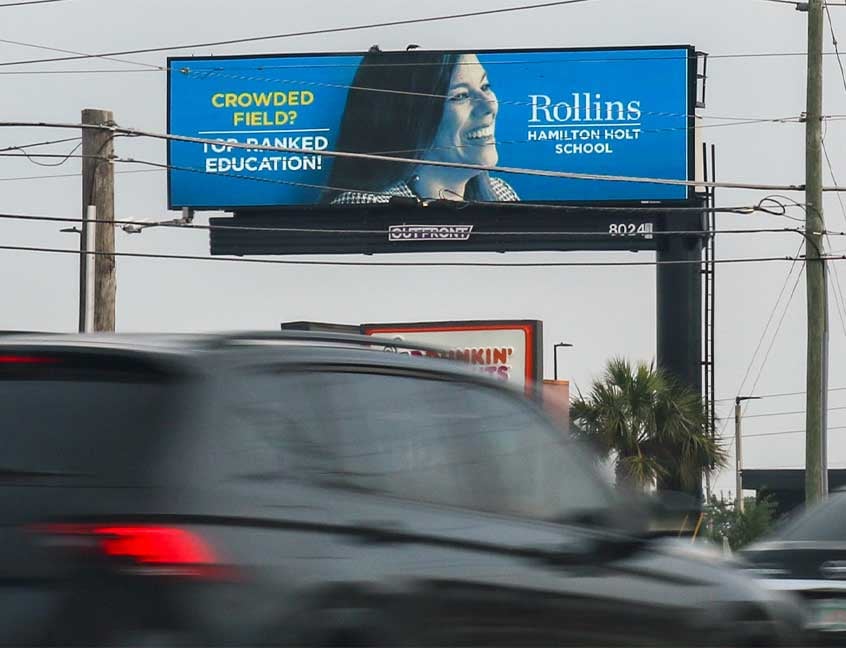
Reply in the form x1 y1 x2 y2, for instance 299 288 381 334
168 46 696 210
361 320 542 394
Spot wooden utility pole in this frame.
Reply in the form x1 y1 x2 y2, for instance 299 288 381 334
805 0 828 505
80 109 116 332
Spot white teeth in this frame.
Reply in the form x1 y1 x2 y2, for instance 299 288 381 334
466 126 493 140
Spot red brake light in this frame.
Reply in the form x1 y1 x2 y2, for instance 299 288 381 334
0 355 58 365
31 523 224 578
96 526 217 566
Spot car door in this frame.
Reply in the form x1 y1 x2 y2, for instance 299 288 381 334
306 367 701 647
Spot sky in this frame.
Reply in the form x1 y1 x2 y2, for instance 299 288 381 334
1 0 845 496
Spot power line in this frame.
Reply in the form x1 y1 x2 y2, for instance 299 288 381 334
7 40 846 71
743 405 846 418
719 242 806 437
3 120 844 192
0 142 83 167
821 5 846 338
826 1 846 89
745 425 846 440
0 244 811 268
0 68 155 75
121 157 804 214
0 0 73 7
745 262 806 401
0 37 161 70
0 0 598 67
821 138 846 338
0 168 162 182
174 65 806 128
0 210 814 237
0 136 80 152
720 253 806 444
715 387 846 401
0 144 84 166
108 125 815 192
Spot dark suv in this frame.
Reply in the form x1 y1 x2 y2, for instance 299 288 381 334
0 331 804 646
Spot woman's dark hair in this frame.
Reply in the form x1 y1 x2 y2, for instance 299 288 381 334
323 51 496 202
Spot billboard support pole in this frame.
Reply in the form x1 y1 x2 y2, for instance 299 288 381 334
655 203 705 496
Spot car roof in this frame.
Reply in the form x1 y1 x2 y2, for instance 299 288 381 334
0 330 511 388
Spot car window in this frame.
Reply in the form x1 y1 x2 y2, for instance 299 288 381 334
227 371 338 481
0 353 187 480
316 370 613 522
775 493 846 541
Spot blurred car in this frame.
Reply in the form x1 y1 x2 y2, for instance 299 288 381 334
0 331 805 647
742 490 846 644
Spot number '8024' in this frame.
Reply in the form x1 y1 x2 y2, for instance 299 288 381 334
609 223 653 237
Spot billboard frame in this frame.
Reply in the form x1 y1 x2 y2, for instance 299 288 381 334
167 43 699 211
361 319 543 393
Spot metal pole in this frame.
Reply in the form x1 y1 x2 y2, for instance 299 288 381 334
805 0 828 505
83 206 96 333
554 346 559 382
735 398 743 512
553 343 572 382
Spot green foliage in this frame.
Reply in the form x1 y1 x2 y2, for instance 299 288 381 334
570 357 727 491
703 495 777 550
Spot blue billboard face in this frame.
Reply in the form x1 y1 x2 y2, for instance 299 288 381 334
167 47 693 209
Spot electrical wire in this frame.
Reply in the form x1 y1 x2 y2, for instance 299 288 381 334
0 136 80 152
171 65 802 128
741 405 846 419
827 0 846 93
822 138 846 338
0 210 813 237
7 41 846 71
0 168 162 182
10 55 846 78
0 37 161 70
0 68 156 75
106 124 815 192
0 121 832 193
0 0 73 7
715 387 846 401
0 141 83 167
0 0 598 67
0 244 810 267
719 249 806 446
821 5 846 338
744 425 846 440
745 262 806 402
720 241 806 432
120 156 804 211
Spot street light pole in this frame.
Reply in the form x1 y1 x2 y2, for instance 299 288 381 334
735 395 761 512
553 343 573 382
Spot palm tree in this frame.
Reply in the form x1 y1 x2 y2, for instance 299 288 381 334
570 358 726 493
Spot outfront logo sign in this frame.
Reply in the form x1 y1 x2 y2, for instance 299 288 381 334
388 225 474 242
168 46 693 209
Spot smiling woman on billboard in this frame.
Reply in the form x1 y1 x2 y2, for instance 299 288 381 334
324 51 520 204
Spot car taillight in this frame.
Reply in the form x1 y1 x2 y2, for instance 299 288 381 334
30 523 228 579
0 355 58 364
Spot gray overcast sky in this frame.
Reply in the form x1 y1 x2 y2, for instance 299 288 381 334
1 0 843 494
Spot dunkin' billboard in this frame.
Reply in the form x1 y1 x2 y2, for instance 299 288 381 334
361 320 542 393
